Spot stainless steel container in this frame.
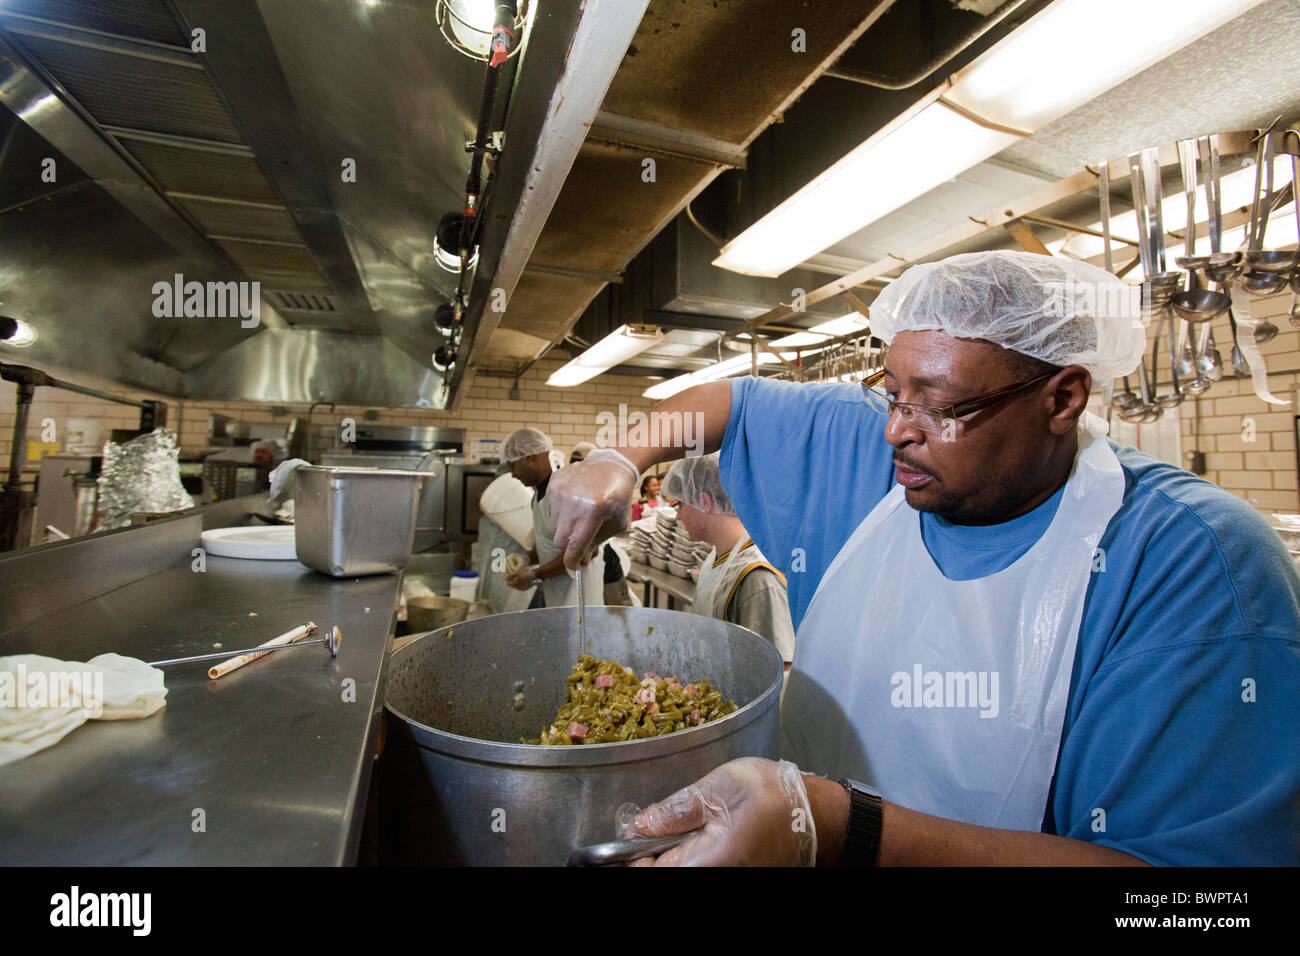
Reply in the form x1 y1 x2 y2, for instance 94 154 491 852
293 465 426 576
381 606 783 865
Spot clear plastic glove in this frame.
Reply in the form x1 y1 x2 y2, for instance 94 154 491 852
547 448 639 571
627 757 817 866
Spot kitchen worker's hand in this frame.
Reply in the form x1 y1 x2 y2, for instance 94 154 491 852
505 567 534 591
627 757 817 866
548 449 639 570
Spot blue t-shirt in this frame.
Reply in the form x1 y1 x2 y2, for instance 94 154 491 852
720 375 1300 865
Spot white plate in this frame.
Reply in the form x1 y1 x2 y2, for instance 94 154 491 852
200 526 299 560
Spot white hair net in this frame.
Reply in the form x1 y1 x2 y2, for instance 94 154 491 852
662 453 735 515
869 251 1146 383
502 427 552 463
569 441 596 462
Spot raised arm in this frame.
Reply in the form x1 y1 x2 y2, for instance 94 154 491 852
548 381 732 569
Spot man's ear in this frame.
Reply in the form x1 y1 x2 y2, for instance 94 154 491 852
698 492 713 515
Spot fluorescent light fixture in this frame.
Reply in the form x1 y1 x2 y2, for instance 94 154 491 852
643 352 782 400
713 0 1265 278
547 324 664 387
944 0 1265 133
769 311 869 348
713 99 1017 277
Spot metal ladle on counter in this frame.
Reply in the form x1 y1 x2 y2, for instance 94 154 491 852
148 624 341 670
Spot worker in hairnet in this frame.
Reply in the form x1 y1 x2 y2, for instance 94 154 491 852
545 250 1300 866
501 427 603 608
475 460 536 614
663 453 794 663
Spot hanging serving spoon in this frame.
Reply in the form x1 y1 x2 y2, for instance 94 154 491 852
1227 307 1251 377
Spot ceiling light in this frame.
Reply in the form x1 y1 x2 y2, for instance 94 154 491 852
713 0 1265 278
434 212 478 273
0 315 37 348
547 325 664 387
643 352 782 400
769 311 870 348
437 0 528 63
713 98 1017 277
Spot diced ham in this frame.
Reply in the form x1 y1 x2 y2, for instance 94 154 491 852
595 674 615 689
643 672 660 682
685 683 699 699
646 702 660 716
635 686 656 706
691 709 702 723
568 722 588 740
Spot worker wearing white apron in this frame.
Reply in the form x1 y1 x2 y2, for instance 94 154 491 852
501 427 603 607
663 453 795 662
475 467 536 613
544 251 1300 866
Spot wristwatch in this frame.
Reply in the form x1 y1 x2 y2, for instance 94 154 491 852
528 565 542 586
837 778 883 867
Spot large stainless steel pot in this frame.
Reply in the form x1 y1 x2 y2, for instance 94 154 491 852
381 606 782 865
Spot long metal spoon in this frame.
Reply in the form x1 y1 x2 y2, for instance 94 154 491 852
1227 308 1251 377
149 625 341 667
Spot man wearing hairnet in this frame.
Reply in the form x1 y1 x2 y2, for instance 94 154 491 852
663 453 795 663
549 251 1300 866
501 426 603 608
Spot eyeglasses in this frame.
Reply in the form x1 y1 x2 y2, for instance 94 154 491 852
861 368 1058 436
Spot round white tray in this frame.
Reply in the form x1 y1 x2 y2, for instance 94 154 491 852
200 526 299 560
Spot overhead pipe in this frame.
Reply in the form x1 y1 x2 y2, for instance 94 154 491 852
823 0 1031 90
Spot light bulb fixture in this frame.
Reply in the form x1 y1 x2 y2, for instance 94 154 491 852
769 312 869 349
433 344 458 371
0 315 37 348
713 0 1265 278
434 212 479 273
436 0 529 63
547 324 664 387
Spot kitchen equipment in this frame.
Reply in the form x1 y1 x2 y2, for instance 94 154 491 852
199 525 299 560
567 832 697 866
148 623 340 669
1131 150 1183 310
449 570 479 603
380 605 783 865
1227 308 1252 376
1172 140 1230 323
406 595 469 631
293 465 427 576
1288 293 1300 329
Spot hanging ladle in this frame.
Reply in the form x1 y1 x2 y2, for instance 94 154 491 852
1243 127 1298 290
1225 307 1251 377
1131 150 1184 311
1171 138 1230 323
1153 312 1183 408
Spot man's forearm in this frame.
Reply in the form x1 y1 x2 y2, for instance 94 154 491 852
615 381 732 473
805 775 1149 866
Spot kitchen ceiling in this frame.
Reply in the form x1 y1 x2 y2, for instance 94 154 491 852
0 0 1296 406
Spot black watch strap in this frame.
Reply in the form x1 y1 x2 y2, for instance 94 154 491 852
838 778 883 867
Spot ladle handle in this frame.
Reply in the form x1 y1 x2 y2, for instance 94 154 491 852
1178 139 1198 259
1099 159 1114 275
1203 135 1223 255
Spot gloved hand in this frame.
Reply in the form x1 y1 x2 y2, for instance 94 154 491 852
627 757 817 866
548 448 640 571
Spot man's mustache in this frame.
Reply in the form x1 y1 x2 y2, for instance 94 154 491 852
893 455 936 479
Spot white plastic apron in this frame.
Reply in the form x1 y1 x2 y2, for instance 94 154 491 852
782 430 1123 830
533 492 604 608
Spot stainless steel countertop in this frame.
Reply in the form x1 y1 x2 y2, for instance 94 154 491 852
0 542 400 865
